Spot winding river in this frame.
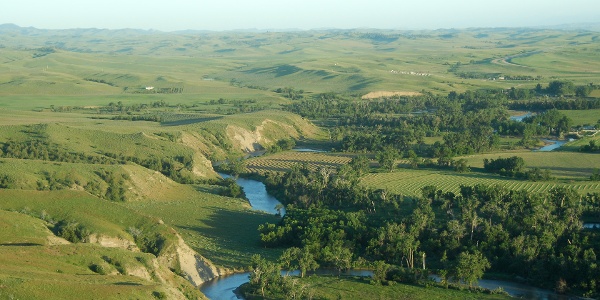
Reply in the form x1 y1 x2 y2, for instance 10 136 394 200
218 173 284 215
203 172 577 299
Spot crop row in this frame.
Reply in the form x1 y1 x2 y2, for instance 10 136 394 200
361 171 600 197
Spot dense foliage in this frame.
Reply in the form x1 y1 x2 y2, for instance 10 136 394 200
285 89 577 163
257 162 600 298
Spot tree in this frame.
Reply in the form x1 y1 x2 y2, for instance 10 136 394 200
406 149 420 168
297 246 319 278
372 260 390 284
376 147 399 172
249 254 281 297
453 158 470 173
348 154 370 176
279 247 301 275
275 203 285 216
454 250 490 287
220 178 243 198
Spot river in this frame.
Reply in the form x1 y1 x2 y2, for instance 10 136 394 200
205 174 577 299
218 173 284 215
535 139 568 152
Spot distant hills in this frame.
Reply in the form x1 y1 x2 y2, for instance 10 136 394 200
2 22 600 35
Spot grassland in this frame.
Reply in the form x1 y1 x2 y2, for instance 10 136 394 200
559 108 600 126
2 27 600 103
0 190 206 299
1 25 600 298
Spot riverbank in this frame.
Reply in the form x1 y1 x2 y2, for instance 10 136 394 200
237 274 511 300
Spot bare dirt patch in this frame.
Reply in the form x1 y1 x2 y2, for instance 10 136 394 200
362 91 422 99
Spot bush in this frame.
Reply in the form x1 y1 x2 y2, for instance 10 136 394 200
89 263 107 275
52 220 90 243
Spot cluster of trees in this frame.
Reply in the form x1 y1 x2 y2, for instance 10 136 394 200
33 169 129 202
0 174 13 188
205 98 271 114
581 140 600 153
267 138 296 154
101 152 195 184
274 87 304 100
257 163 600 298
218 178 244 198
84 78 117 87
521 109 572 137
1 138 117 165
50 100 170 114
286 92 520 160
503 81 595 100
510 98 600 111
244 254 315 299
52 220 91 243
109 114 163 122
483 156 552 181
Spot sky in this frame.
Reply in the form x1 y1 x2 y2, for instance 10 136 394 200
2 0 599 31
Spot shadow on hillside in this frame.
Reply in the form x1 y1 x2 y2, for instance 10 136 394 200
0 243 43 246
243 64 303 77
177 206 280 267
348 77 381 91
113 282 143 286
161 116 223 126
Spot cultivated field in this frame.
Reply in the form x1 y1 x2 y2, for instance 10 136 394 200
246 151 353 174
361 169 600 198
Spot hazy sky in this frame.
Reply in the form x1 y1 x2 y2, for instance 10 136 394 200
2 0 599 31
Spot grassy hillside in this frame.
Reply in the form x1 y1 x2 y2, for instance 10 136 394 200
0 191 205 299
1 27 599 101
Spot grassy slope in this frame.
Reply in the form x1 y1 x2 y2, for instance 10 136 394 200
0 192 205 300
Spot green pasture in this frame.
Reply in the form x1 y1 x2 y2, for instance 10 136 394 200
458 150 600 178
559 109 600 126
271 275 509 300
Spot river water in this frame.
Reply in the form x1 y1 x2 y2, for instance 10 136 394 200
218 173 284 215
535 139 568 152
